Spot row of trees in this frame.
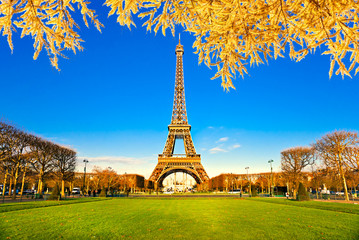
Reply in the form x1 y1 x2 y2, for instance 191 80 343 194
281 130 359 201
0 121 77 198
2 120 357 201
83 167 146 194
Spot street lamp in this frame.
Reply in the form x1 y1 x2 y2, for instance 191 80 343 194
83 159 89 195
108 167 112 195
231 173 234 192
268 159 274 197
245 167 251 197
124 172 127 195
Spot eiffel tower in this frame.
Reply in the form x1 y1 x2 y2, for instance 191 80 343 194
149 38 209 189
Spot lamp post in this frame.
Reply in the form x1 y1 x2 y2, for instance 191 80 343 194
124 172 127 195
83 159 89 195
245 167 251 197
268 159 274 197
231 173 234 193
240 176 243 197
108 167 112 195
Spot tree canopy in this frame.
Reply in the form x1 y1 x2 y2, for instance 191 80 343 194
1 0 358 89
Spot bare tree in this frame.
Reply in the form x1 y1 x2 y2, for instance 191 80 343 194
9 131 32 199
53 146 77 197
0 122 32 198
0 122 7 161
0 160 12 196
313 130 359 201
281 146 315 199
343 146 359 171
1 121 78 198
19 152 34 197
0 123 17 194
30 136 56 195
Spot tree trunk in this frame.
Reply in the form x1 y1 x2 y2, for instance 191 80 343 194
12 164 20 200
2 171 8 196
61 179 65 197
38 178 43 195
8 177 13 198
338 155 349 201
339 167 349 201
293 179 299 199
37 168 44 195
20 168 27 196
316 188 319 199
286 182 290 197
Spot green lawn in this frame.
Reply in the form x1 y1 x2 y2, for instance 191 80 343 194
0 198 108 213
1 198 358 239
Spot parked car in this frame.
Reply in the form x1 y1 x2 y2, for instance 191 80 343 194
71 187 81 194
22 189 35 195
4 189 19 195
228 189 241 194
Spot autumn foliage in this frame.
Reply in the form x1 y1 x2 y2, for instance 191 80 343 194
313 130 359 201
281 146 315 198
281 130 359 201
1 1 359 89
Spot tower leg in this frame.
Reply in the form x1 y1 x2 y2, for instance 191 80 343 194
182 173 186 192
174 172 176 193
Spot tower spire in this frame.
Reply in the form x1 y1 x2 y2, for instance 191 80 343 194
171 36 187 124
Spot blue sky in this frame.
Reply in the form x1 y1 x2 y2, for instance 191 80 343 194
1 5 359 178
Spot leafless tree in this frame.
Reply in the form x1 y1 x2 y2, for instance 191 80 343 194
0 122 7 161
343 146 359 171
0 122 32 198
53 146 77 197
281 146 315 198
313 130 359 201
1 120 78 198
9 131 32 199
30 136 56 194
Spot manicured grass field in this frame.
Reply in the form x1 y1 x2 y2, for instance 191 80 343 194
1 197 358 239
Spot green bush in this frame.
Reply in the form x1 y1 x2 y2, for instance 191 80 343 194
49 183 61 201
251 185 258 197
297 182 310 201
99 187 107 197
322 194 330 200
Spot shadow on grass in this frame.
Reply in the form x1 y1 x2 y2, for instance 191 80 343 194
245 197 359 215
0 198 109 213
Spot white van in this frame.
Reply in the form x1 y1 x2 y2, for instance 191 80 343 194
71 187 81 194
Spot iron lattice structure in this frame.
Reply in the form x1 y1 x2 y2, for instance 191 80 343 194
149 39 209 188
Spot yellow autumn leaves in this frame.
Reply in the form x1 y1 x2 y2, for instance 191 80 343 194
1 0 359 89
0 0 102 69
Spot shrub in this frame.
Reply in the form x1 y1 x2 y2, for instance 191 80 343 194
251 185 258 197
322 194 330 200
297 182 310 201
99 187 107 197
49 183 61 201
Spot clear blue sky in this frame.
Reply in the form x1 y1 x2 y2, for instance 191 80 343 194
1 4 358 178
